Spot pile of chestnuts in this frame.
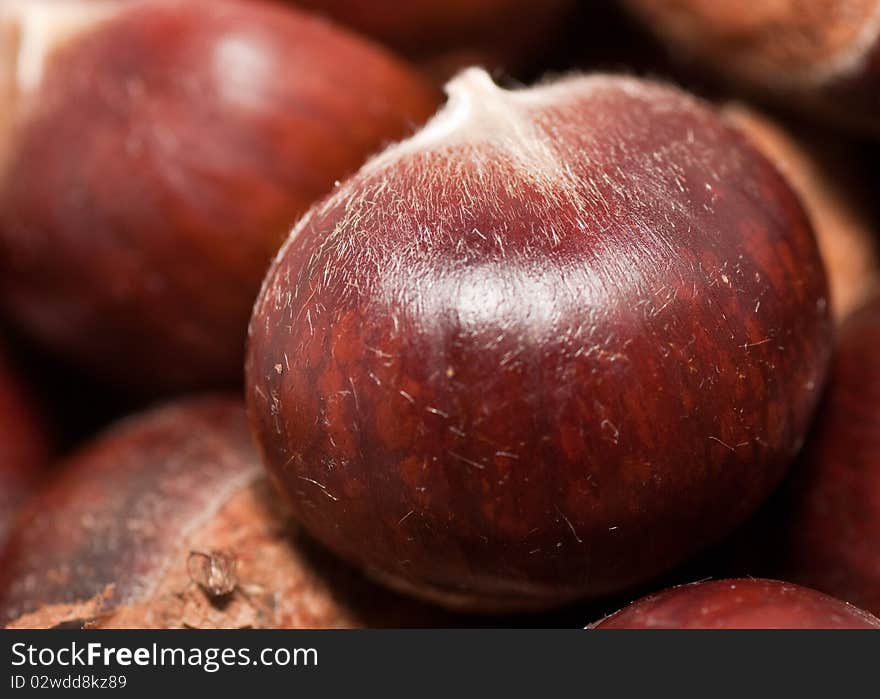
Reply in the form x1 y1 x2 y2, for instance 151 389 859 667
0 0 878 630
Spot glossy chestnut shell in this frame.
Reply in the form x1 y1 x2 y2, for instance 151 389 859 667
0 0 440 395
246 70 831 611
779 296 880 616
592 578 880 629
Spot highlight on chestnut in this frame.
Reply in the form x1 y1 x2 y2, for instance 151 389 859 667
0 0 440 395
1 0 876 643
591 578 880 629
246 68 831 612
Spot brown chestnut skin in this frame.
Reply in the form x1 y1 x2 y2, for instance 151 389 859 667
0 396 455 629
0 0 440 395
246 69 832 612
592 578 880 629
292 0 575 77
725 106 880 323
0 348 50 543
775 297 880 616
623 1 880 136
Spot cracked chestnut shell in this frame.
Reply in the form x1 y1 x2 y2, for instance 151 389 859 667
246 69 832 612
0 397 451 629
592 578 880 629
0 0 440 395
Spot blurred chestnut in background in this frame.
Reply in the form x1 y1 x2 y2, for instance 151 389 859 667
247 69 831 612
0 0 440 395
776 296 880 617
0 397 453 629
592 578 880 629
293 0 575 79
623 0 880 136
725 106 880 323
0 347 50 544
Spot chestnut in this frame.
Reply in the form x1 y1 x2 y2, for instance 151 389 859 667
246 69 832 612
592 578 880 629
725 106 880 323
623 0 880 136
776 296 880 616
0 397 453 629
0 0 440 395
292 0 575 77
0 348 50 543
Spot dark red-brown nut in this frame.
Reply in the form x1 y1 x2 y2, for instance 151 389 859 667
0 397 451 629
725 106 879 323
623 0 880 136
0 0 440 396
246 69 832 612
777 297 880 616
592 578 880 629
0 348 50 543
293 0 575 77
